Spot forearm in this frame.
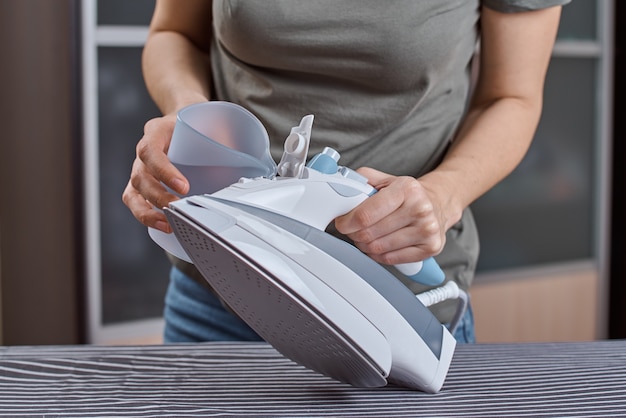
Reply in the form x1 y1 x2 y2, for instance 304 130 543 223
419 5 561 233
142 31 212 116
419 95 541 231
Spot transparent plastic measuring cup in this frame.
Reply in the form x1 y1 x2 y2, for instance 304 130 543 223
150 101 277 261
168 101 277 194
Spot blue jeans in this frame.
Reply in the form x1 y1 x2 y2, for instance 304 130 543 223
164 266 263 342
164 266 475 344
450 303 475 344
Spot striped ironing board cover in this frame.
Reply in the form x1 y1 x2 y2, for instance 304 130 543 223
0 340 625 417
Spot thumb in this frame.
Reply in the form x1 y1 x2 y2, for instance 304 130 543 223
355 167 396 190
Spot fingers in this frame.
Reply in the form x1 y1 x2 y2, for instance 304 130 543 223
128 157 182 210
121 115 189 232
334 167 399 235
122 179 173 233
354 166 395 190
334 170 445 264
137 117 189 195
355 201 443 264
335 185 403 237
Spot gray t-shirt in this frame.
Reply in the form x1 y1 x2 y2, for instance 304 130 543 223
209 0 569 322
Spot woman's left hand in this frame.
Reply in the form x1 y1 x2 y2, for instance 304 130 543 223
334 167 450 266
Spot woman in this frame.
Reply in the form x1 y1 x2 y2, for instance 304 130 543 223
123 0 567 343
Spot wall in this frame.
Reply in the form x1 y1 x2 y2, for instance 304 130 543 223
467 1 612 343
0 0 83 344
472 264 599 342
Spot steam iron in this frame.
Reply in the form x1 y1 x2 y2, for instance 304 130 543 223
152 102 459 393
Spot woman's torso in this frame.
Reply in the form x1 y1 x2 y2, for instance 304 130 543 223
211 0 481 176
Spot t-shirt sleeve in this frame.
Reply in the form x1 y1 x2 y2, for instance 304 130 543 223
483 0 571 13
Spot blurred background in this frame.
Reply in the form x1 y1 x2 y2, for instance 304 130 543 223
0 0 623 345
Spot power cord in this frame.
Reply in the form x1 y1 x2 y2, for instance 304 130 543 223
416 281 469 335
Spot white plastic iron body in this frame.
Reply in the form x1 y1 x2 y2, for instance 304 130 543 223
165 196 455 392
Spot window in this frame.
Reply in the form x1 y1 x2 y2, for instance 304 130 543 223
82 0 612 342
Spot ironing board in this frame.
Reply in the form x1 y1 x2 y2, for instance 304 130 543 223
1 340 625 417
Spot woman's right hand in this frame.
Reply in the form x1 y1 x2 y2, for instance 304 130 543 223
122 114 190 233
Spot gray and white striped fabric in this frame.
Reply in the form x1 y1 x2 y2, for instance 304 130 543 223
1 340 625 417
